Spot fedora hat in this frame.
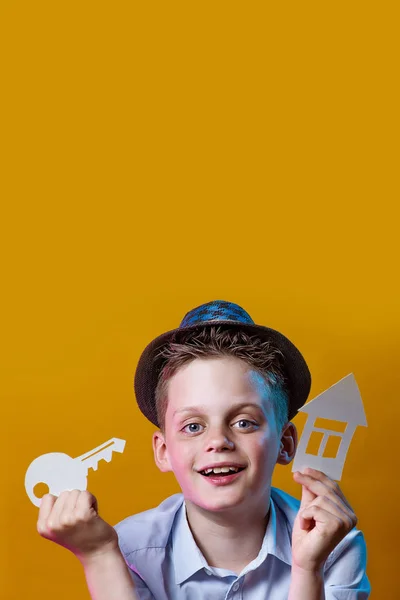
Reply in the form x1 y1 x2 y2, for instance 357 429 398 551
134 300 311 426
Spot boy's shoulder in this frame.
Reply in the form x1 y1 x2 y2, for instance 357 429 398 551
114 488 299 558
114 493 184 557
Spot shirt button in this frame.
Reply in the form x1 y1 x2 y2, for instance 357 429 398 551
233 582 240 591
205 569 212 576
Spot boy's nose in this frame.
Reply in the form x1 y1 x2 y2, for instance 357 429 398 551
204 429 235 452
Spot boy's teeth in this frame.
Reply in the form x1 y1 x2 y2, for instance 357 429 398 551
203 466 240 475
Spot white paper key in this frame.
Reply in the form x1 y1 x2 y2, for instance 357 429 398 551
25 437 126 507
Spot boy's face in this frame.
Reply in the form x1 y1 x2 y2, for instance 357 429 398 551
153 356 297 515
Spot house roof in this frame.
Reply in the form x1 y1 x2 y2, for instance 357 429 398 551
298 373 367 426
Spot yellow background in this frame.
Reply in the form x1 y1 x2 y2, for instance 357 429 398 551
1 1 399 598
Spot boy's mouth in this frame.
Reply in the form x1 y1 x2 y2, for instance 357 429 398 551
199 466 246 477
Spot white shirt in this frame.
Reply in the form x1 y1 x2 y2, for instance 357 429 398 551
115 488 370 599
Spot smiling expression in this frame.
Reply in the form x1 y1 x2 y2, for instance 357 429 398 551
153 356 296 514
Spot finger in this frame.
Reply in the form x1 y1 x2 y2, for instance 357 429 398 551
298 509 316 531
38 493 57 520
37 494 57 534
296 476 355 522
75 491 98 521
59 490 81 526
299 514 314 531
295 469 353 512
293 472 317 509
301 469 350 505
300 504 349 536
47 491 73 529
310 494 357 529
300 483 316 510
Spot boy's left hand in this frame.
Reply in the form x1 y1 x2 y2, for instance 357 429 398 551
291 468 357 573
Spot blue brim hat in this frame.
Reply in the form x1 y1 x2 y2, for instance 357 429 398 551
134 300 311 426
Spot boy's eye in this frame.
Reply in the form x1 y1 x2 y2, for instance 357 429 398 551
182 423 204 434
181 420 258 434
233 419 257 430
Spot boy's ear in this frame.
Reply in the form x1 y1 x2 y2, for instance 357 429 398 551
276 421 298 465
152 430 173 473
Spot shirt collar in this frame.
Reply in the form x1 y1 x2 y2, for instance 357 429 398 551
171 494 292 585
172 500 209 584
259 493 292 568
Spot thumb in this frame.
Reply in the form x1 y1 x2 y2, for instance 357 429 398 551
300 484 316 510
293 471 317 509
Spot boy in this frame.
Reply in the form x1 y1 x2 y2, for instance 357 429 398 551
37 300 370 599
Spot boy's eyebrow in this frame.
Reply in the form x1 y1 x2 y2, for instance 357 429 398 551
173 402 264 418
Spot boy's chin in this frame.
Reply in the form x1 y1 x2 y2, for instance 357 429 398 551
186 490 248 513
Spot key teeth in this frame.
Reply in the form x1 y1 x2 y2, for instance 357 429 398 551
87 449 113 471
78 439 127 473
82 456 100 471
103 449 113 463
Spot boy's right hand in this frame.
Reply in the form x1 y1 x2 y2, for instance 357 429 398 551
37 490 119 564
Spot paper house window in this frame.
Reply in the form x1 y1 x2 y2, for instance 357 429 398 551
305 418 347 459
292 374 367 481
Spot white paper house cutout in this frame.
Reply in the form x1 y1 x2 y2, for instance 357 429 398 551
292 374 367 481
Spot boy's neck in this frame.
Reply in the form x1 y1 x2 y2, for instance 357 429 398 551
184 495 270 575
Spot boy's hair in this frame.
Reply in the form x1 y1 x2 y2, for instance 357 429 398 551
155 326 290 433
